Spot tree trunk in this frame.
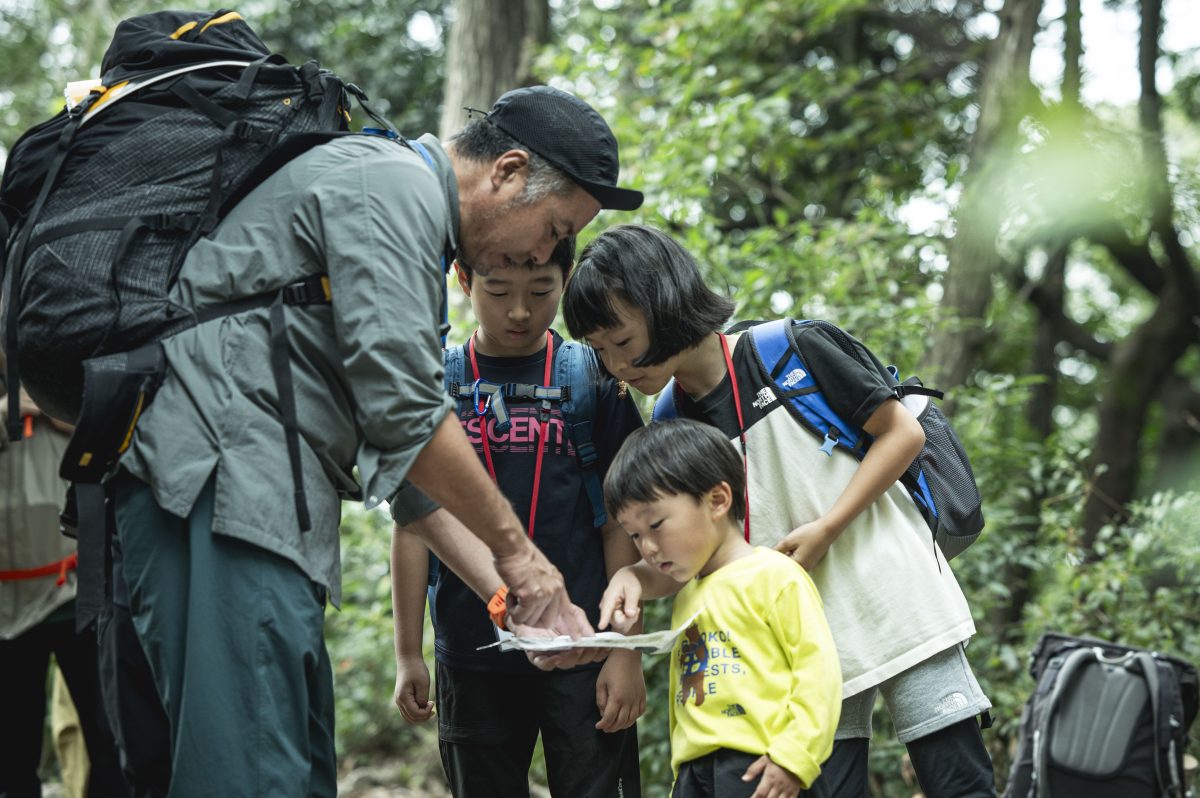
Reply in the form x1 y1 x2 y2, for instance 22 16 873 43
1079 0 1200 548
925 0 1041 395
1152 372 1200 494
992 0 1079 634
438 0 550 139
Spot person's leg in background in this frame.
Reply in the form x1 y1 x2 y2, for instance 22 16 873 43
51 614 130 798
804 688 874 798
0 621 54 798
435 663 540 797
51 664 90 798
882 644 995 798
539 667 641 798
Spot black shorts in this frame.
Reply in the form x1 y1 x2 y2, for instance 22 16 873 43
436 661 641 798
671 749 762 798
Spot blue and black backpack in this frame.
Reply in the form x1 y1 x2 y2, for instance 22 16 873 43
444 340 608 529
654 318 984 559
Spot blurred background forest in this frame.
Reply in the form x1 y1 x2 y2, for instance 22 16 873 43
3 0 1198 794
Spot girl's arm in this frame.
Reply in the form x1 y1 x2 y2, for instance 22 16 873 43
775 398 924 569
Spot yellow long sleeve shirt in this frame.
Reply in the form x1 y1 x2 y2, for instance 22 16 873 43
668 547 842 787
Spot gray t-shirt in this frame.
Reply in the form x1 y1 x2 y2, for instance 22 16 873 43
121 134 458 605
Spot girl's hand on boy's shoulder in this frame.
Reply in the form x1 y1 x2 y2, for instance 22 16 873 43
742 755 802 798
595 649 646 732
774 519 838 571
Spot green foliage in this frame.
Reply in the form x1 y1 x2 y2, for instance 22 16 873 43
246 0 447 135
3 0 1198 793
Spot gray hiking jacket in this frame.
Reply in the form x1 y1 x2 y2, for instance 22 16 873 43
120 134 458 605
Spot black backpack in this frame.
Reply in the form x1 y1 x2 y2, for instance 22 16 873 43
1 8 389 428
1005 632 1198 798
654 318 985 559
0 9 409 629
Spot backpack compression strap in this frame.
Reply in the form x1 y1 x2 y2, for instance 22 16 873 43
556 342 606 528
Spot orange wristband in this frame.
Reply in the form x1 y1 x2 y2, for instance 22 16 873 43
487 585 510 630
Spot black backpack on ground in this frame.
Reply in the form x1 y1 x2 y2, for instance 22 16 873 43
1005 632 1198 798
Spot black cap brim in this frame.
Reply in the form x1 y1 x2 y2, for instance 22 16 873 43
575 177 644 211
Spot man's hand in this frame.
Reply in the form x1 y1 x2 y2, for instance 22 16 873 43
742 755 802 798
595 649 645 732
393 654 434 724
494 542 591 637
774 519 837 571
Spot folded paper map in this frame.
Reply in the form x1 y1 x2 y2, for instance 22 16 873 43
479 610 702 656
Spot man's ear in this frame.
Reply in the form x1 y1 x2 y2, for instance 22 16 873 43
490 149 530 190
708 482 734 519
454 261 472 295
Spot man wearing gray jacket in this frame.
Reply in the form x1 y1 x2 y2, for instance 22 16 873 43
108 85 642 797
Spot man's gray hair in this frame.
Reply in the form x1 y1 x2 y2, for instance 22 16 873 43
450 118 575 204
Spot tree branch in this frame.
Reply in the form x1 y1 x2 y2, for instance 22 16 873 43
1012 274 1113 360
1097 233 1166 294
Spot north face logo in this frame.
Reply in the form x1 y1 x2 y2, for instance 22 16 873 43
751 386 776 410
781 368 807 388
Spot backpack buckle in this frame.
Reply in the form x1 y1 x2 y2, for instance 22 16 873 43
282 276 330 306
470 379 511 432
819 428 840 456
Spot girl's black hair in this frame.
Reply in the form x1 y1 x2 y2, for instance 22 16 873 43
603 419 746 523
563 224 735 366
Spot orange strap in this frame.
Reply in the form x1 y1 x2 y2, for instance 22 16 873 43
0 553 79 587
487 585 510 630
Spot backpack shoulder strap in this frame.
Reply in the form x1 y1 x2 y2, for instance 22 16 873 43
748 318 865 455
556 342 607 528
444 343 467 396
652 380 679 422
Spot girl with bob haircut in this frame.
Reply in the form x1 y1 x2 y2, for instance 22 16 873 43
566 224 996 798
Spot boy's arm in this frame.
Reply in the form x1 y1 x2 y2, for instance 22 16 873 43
775 398 924 570
598 559 684 631
402 509 503 602
390 525 434 723
760 576 842 790
595 519 647 732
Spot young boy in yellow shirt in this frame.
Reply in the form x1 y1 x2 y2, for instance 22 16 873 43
602 419 841 797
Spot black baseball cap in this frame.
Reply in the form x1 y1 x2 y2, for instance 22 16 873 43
487 85 644 211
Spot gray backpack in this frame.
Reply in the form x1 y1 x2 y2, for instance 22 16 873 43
1005 632 1198 798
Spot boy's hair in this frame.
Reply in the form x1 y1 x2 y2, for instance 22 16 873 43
563 224 735 367
449 118 575 204
604 419 746 524
457 235 576 286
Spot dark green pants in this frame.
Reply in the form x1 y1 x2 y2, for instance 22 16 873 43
112 473 336 798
